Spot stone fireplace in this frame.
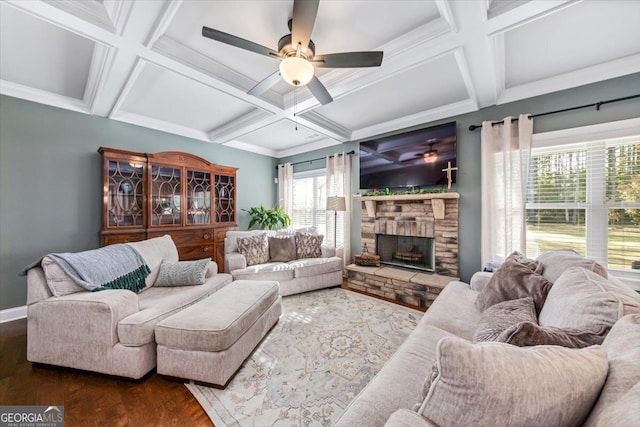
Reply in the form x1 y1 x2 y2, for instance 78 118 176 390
346 193 459 310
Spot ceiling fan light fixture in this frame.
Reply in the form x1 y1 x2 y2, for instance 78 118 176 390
279 56 314 86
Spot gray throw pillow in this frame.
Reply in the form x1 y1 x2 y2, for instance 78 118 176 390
268 236 296 262
497 321 604 348
539 267 640 336
536 248 607 283
472 297 537 343
475 257 553 315
237 233 269 266
154 258 210 286
417 337 609 427
295 232 323 259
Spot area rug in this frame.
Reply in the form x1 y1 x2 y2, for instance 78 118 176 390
186 287 422 427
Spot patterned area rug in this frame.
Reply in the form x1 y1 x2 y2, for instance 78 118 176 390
186 287 422 427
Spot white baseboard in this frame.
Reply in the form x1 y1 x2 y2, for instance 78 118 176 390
0 305 27 323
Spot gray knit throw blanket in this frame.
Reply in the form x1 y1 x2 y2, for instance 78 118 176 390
41 244 150 293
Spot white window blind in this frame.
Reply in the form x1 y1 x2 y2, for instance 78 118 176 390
526 135 640 271
291 170 327 237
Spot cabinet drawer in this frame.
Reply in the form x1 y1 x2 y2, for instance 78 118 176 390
149 229 214 246
102 233 146 246
178 244 214 261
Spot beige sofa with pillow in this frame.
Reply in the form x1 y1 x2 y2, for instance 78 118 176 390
25 235 232 379
224 229 343 296
334 249 640 427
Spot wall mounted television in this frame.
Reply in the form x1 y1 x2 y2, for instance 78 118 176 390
359 122 457 190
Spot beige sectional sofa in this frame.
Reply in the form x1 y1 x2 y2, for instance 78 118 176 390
25 235 233 379
224 229 343 296
334 249 640 427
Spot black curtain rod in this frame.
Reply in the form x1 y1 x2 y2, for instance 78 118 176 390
468 94 640 131
275 150 355 170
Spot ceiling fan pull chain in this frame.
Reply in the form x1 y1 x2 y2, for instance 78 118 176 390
294 87 298 131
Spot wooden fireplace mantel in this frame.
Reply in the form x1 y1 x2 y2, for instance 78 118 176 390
354 193 459 220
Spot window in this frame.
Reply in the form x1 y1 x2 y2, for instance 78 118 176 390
290 169 345 247
526 119 640 277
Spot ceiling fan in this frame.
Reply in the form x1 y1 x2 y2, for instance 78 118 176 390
201 0 383 105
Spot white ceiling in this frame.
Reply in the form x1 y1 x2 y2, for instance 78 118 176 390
1 0 639 158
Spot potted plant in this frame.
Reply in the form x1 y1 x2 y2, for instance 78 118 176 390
244 205 291 230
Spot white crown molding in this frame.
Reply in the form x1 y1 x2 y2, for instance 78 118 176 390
104 0 135 35
0 80 89 114
498 53 640 105
110 110 212 143
85 43 116 114
209 109 276 143
453 47 480 108
297 111 351 142
222 140 278 157
274 137 344 158
486 0 577 36
351 99 478 142
0 305 26 323
145 0 183 47
45 0 116 32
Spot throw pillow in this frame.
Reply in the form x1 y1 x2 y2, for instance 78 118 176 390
472 297 537 343
475 257 553 314
584 314 640 426
496 321 604 348
295 232 323 259
538 267 640 336
536 248 607 283
237 233 269 266
416 337 608 427
268 236 297 262
154 258 210 286
504 250 542 273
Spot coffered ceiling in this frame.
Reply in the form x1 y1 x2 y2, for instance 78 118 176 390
1 0 639 157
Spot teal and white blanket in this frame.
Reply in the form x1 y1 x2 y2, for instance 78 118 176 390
23 244 151 293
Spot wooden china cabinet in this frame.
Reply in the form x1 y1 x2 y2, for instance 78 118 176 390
99 147 238 269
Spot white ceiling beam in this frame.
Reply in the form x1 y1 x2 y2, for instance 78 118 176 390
486 0 579 35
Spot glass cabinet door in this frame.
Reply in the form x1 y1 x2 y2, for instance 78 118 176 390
186 169 211 225
215 174 235 223
107 160 144 228
150 165 181 226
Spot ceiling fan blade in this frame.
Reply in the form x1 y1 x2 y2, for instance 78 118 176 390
248 70 282 97
291 0 319 53
202 26 279 58
307 76 333 105
312 51 383 68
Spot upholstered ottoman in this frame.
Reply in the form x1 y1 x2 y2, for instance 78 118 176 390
155 280 281 387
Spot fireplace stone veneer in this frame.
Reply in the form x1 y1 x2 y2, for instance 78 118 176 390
347 193 459 309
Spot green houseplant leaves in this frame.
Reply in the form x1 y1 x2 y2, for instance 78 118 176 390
244 205 292 230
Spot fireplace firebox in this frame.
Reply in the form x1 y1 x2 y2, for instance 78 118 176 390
376 234 435 272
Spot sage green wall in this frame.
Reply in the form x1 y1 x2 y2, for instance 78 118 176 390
281 73 640 283
0 95 277 310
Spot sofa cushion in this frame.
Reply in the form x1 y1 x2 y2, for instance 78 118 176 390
419 281 481 340
472 297 537 343
268 235 297 262
496 321 604 348
230 262 295 282
536 248 607 283
584 314 640 427
154 259 210 286
538 267 640 336
475 256 552 314
117 273 232 346
127 235 178 291
416 337 608 427
41 256 84 296
237 233 269 266
288 257 342 278
224 230 265 254
295 232 323 259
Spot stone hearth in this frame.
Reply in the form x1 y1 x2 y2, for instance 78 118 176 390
347 193 459 309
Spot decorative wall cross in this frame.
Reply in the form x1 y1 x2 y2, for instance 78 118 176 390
442 161 458 191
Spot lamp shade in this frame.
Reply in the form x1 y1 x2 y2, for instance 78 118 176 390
327 196 346 212
279 56 314 86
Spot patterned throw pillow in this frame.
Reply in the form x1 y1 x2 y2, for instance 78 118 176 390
295 232 323 259
237 233 269 266
155 258 210 286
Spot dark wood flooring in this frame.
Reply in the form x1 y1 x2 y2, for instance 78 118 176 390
0 318 212 426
